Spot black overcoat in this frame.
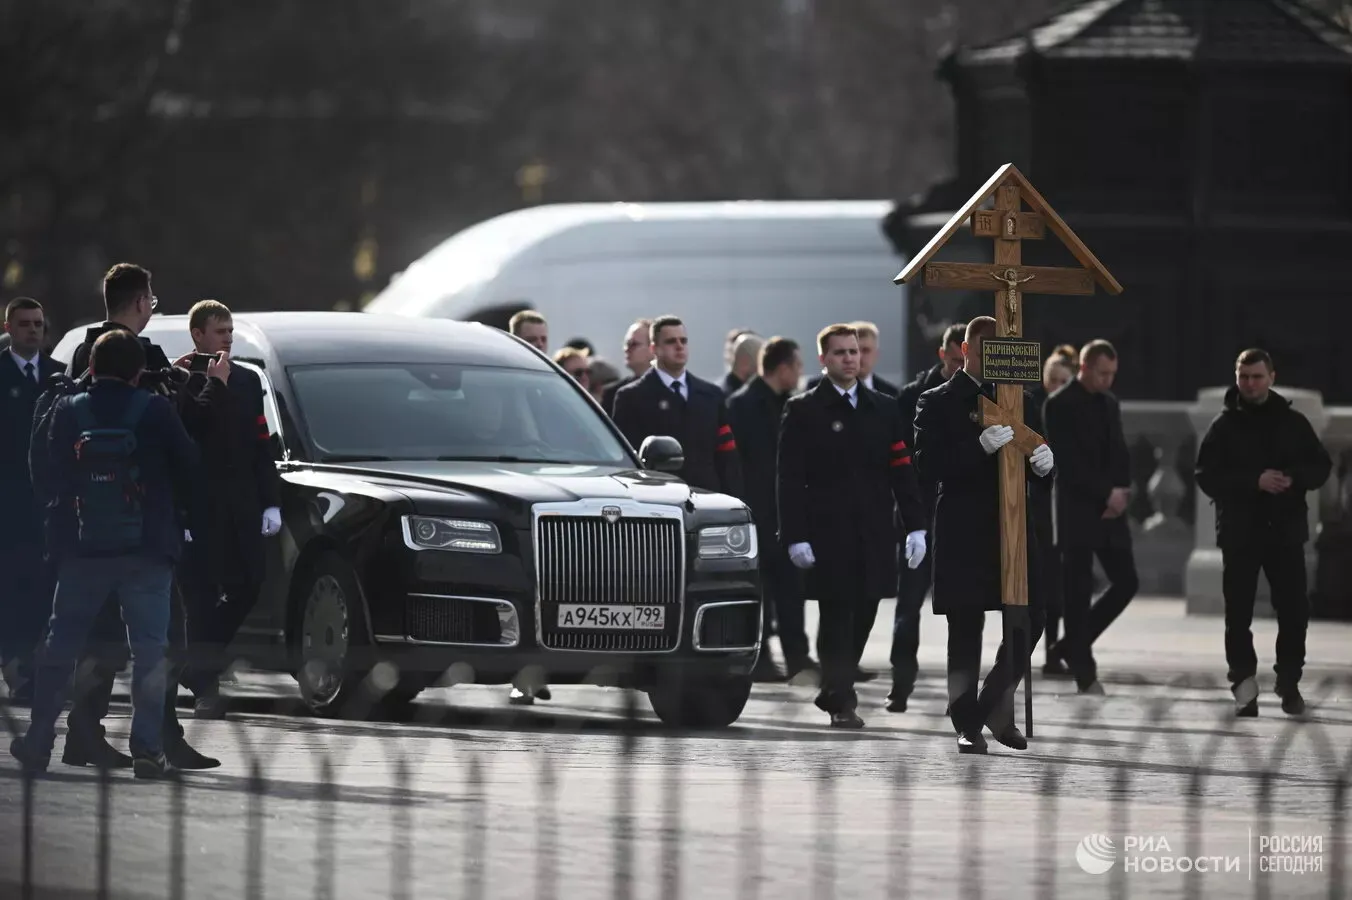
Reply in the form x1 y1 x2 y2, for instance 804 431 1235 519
612 368 743 497
0 352 63 549
1043 378 1132 550
725 376 786 530
912 371 1053 615
180 365 282 587
776 379 925 600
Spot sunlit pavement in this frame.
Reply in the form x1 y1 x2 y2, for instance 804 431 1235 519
2 596 1349 900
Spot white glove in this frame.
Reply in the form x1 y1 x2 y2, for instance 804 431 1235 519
787 542 816 570
904 530 927 569
1030 443 1055 477
261 506 282 536
979 425 1014 455
184 530 192 543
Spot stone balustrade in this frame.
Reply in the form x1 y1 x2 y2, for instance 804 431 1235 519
1114 391 1352 618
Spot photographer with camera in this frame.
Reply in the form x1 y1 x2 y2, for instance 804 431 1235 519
173 300 281 719
11 330 200 778
33 263 222 771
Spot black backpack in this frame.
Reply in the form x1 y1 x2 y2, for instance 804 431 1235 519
68 391 152 556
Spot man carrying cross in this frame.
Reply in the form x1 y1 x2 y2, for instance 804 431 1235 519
913 316 1056 754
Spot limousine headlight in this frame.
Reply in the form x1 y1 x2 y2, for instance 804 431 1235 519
402 516 502 554
698 524 757 560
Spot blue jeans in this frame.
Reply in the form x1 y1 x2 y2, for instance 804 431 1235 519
26 556 173 757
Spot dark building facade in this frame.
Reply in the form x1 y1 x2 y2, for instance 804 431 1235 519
885 0 1352 401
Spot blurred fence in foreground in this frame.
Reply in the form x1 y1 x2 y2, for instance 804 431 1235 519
2 670 1350 900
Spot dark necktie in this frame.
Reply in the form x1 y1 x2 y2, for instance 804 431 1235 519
671 381 685 404
23 361 35 386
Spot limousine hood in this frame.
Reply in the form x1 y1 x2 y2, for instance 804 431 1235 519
309 459 749 520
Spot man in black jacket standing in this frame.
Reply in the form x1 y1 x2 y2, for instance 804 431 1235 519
175 300 283 718
12 330 199 778
0 298 65 701
885 322 965 712
777 324 927 728
1195 348 1331 717
1043 340 1138 695
612 315 743 498
913 317 1055 753
54 263 220 770
727 337 809 681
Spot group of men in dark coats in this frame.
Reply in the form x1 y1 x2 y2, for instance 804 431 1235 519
3 266 282 773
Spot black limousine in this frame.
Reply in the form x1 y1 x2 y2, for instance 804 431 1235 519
51 312 763 727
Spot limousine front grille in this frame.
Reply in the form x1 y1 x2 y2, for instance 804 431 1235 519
535 512 684 652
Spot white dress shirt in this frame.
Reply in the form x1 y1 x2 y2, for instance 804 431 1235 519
9 349 39 385
655 367 688 397
831 380 858 407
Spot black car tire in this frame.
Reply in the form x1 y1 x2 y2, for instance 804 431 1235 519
293 552 378 718
647 674 753 729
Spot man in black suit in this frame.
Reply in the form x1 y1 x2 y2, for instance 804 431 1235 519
885 321 966 713
913 316 1056 753
726 337 811 681
777 324 927 728
601 318 654 416
805 321 900 397
0 298 65 701
54 263 220 770
174 300 283 719
1043 340 1138 695
612 315 743 497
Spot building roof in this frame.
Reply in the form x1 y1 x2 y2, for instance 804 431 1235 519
957 0 1352 66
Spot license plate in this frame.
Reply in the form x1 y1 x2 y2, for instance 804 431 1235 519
556 604 666 630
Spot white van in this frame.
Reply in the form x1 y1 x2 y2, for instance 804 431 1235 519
364 201 912 385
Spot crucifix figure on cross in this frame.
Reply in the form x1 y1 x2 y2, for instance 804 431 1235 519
894 163 1123 741
990 267 1035 326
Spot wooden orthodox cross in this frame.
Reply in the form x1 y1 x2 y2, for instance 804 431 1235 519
894 164 1122 733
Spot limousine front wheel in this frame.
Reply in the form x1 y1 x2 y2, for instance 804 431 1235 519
295 554 367 717
647 674 752 729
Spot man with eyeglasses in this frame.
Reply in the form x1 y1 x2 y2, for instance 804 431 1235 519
601 318 654 416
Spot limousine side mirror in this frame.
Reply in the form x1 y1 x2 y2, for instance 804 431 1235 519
639 435 684 473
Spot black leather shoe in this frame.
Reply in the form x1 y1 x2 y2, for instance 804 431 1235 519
1041 658 1072 679
957 732 988 754
1278 687 1306 716
884 688 908 713
193 697 229 720
10 737 50 775
990 726 1028 750
132 752 179 781
166 737 221 770
62 736 134 770
830 710 865 729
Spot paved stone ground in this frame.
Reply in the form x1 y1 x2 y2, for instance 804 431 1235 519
2 596 1350 900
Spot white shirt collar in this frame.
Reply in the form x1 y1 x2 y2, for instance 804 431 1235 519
831 380 858 403
655 368 687 391
861 373 874 390
9 349 39 374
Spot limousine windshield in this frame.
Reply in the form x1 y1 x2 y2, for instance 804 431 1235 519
288 362 633 466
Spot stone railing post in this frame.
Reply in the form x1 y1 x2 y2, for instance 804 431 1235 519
1185 386 1328 617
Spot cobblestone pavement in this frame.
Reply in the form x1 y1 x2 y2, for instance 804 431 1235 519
1 597 1349 900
